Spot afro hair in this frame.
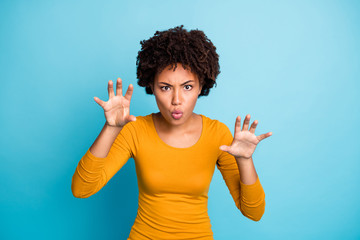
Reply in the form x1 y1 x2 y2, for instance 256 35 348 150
136 25 220 97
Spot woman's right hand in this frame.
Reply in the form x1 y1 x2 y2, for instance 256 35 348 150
94 78 136 128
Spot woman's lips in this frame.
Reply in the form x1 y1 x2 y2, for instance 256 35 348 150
171 111 183 120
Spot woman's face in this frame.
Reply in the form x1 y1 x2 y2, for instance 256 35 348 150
151 63 202 127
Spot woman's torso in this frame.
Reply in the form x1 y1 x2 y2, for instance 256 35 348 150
126 113 224 240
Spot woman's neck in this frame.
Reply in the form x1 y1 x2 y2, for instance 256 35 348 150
154 112 198 134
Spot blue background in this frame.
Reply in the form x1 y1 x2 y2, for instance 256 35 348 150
1 0 359 239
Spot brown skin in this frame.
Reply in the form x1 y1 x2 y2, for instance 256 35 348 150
94 78 136 127
150 63 202 135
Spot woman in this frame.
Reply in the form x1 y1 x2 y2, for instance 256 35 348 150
71 25 272 239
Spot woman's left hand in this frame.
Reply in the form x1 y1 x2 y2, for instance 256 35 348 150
220 114 272 160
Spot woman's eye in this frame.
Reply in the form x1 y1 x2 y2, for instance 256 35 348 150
160 85 192 91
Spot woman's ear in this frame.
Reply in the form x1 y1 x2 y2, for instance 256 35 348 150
150 82 154 94
198 80 203 95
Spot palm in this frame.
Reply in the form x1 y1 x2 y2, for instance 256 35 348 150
94 78 136 127
103 95 131 127
220 114 272 159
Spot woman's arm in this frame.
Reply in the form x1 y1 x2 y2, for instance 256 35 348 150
71 78 136 198
217 151 265 222
71 122 134 199
235 157 257 185
89 123 122 158
236 157 265 222
217 114 271 221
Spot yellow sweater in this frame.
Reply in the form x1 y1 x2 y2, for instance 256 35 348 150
72 114 265 239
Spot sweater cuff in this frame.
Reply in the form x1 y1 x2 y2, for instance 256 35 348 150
240 176 265 202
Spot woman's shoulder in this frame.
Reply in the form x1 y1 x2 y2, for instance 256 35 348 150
123 113 153 130
201 114 230 132
200 114 232 144
134 113 153 123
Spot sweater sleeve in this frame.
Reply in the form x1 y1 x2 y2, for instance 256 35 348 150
71 121 138 198
216 122 266 221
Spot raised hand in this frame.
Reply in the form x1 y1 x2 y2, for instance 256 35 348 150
94 78 136 128
219 114 272 160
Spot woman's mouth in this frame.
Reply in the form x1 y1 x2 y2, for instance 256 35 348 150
171 111 183 120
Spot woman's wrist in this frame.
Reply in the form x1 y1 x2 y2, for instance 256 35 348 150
104 122 123 134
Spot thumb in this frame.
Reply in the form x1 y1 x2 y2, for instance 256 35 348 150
94 96 105 108
219 145 231 152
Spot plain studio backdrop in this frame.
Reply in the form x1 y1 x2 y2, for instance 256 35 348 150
1 0 359 239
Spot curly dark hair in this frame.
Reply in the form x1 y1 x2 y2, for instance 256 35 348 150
136 25 220 97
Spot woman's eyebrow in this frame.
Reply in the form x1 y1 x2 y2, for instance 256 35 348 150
159 80 195 86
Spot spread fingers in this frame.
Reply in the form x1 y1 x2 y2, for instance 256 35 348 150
108 80 115 98
249 120 258 134
115 78 123 96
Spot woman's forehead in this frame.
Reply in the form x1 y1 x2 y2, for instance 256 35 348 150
155 63 199 83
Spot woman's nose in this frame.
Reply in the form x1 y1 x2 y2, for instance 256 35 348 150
171 89 182 105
